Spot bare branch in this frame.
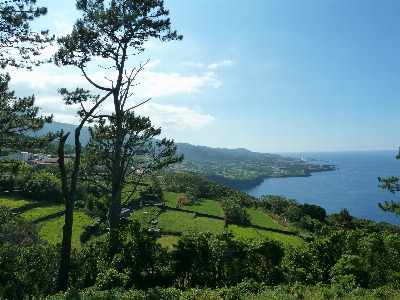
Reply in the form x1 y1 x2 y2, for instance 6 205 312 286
80 66 113 92
125 98 151 113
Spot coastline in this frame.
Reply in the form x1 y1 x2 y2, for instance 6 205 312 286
206 164 337 191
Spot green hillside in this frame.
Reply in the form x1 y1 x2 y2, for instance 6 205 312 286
2 170 400 299
0 195 96 248
0 190 302 249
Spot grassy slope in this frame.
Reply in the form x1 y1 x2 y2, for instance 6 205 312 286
133 192 303 249
182 199 224 217
38 212 95 248
157 210 225 234
0 195 32 208
247 208 290 231
129 206 160 224
164 191 179 208
20 204 65 221
228 224 303 247
0 195 95 248
1 192 303 249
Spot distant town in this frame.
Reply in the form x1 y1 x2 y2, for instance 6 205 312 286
0 151 73 167
170 143 337 189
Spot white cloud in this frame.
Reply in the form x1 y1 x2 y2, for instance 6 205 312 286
12 71 85 89
207 60 235 69
7 60 221 128
195 106 203 113
35 97 215 130
136 102 215 130
54 20 74 36
10 63 222 100
134 70 222 98
32 96 82 125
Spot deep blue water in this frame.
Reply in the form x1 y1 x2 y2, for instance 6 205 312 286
243 150 400 226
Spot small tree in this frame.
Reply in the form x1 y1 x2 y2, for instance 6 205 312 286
0 73 54 152
0 0 55 151
83 111 183 250
378 149 400 215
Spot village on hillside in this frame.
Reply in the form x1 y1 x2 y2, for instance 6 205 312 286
0 151 73 167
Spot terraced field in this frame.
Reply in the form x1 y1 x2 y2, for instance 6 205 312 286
247 208 290 231
39 212 96 247
0 195 96 248
227 224 303 247
182 199 224 217
20 204 65 222
157 210 226 234
1 192 304 250
163 191 179 208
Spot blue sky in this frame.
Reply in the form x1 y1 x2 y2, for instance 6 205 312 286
7 0 400 153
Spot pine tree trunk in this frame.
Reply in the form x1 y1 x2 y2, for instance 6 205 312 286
57 127 82 291
57 196 74 292
109 90 124 258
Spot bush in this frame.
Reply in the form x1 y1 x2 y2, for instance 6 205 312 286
19 171 63 202
0 243 59 299
220 198 250 223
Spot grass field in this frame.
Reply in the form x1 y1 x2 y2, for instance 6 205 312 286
156 209 302 249
38 212 95 248
129 206 160 224
121 184 144 204
163 191 179 208
182 199 224 217
247 208 289 231
0 195 33 208
1 195 95 248
20 204 65 221
157 210 225 235
227 224 304 247
164 192 224 217
1 193 303 249
157 235 179 250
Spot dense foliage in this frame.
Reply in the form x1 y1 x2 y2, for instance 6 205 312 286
0 0 54 69
0 0 55 154
2 201 400 299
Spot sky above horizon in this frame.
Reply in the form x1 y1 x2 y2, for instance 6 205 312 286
6 0 400 153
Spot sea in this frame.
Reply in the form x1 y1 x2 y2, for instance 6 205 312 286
243 150 400 227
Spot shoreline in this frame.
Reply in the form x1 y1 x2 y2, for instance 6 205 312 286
206 165 337 191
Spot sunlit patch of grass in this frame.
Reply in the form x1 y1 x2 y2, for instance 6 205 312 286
20 204 64 221
157 210 225 235
182 199 224 217
228 224 303 247
163 191 179 208
129 206 160 225
247 209 289 231
38 212 95 248
121 184 144 204
0 196 33 209
157 235 179 251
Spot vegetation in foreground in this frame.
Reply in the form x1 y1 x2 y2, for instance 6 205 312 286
2 170 400 299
